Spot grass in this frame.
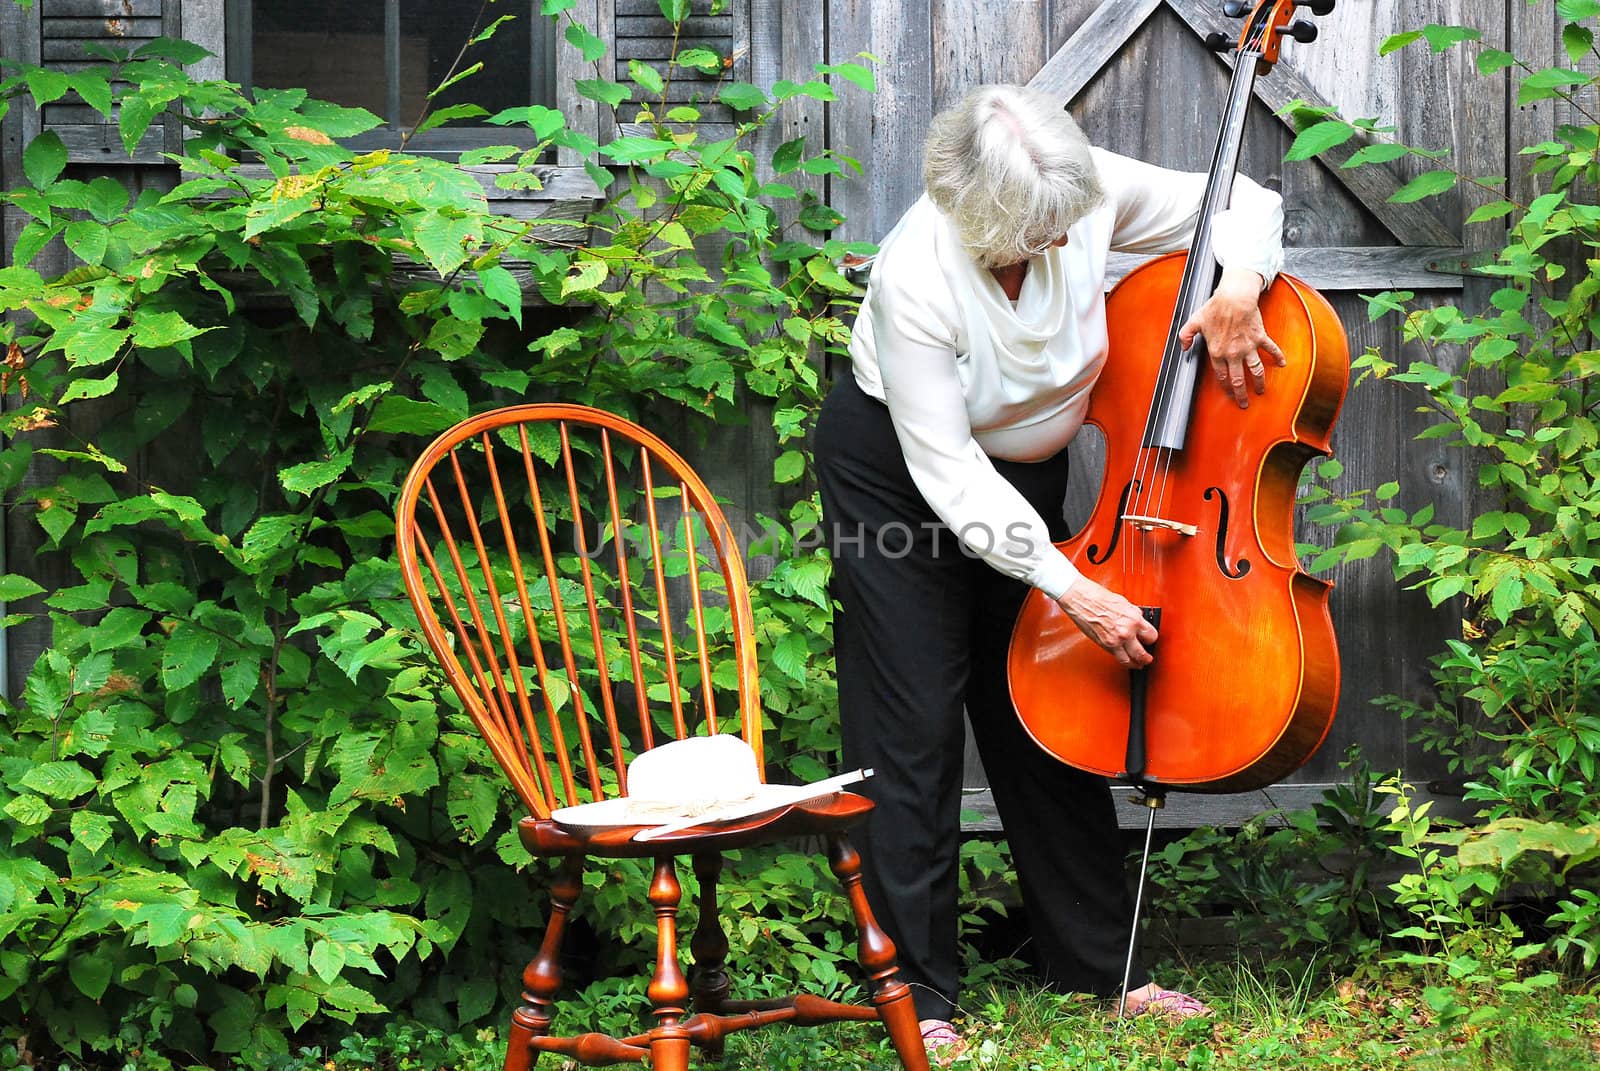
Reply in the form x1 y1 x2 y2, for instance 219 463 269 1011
720 964 1600 1070
214 961 1597 1071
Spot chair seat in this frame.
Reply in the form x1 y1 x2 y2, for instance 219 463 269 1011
520 790 875 858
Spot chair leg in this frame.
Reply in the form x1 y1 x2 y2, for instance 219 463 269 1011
504 860 582 1071
647 857 692 1071
689 852 731 1056
830 835 931 1071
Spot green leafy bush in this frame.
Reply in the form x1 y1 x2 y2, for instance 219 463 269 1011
1145 753 1406 969
1282 2 1600 986
0 4 882 1062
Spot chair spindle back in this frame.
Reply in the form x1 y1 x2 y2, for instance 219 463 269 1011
396 405 763 819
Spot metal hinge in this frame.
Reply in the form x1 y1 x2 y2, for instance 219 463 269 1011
1426 250 1499 278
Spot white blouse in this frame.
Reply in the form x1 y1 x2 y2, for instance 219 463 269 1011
846 147 1285 600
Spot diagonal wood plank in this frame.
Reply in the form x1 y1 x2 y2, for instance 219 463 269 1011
1028 0 1164 103
1165 0 1458 247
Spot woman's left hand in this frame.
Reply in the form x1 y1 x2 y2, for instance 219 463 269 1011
1179 268 1284 408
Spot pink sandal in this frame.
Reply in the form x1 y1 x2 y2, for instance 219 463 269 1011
1129 988 1213 1019
918 1019 967 1064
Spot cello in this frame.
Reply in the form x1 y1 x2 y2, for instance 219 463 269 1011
1007 0 1349 798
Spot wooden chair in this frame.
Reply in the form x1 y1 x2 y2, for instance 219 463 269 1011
395 404 928 1071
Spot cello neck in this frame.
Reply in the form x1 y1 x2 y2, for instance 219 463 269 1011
1142 50 1262 452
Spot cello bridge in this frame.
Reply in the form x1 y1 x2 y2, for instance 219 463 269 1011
1121 513 1199 537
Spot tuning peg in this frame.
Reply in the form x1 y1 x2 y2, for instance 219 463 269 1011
1279 20 1319 43
1295 0 1336 14
1222 1 1251 16
1204 31 1235 52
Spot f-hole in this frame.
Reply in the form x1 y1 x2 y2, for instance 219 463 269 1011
1203 487 1251 578
1087 480 1137 565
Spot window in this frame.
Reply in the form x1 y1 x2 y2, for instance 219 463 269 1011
225 0 556 153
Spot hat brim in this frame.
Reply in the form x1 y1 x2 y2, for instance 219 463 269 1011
550 775 866 838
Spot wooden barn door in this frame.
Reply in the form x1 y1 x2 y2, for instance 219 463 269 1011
1042 0 1507 828
822 0 1510 828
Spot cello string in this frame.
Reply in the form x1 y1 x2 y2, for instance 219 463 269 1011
1119 10 1270 609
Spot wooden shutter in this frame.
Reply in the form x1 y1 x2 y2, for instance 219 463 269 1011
37 0 183 163
558 0 750 163
616 0 748 138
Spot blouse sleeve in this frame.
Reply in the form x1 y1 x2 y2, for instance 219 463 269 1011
868 280 1081 599
1092 147 1285 287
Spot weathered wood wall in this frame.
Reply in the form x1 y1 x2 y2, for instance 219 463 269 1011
0 0 1567 827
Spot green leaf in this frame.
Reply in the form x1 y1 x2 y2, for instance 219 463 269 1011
0 574 45 602
412 103 490 138
1466 201 1517 224
657 0 690 21
773 137 805 175
561 258 609 298
1564 24 1594 65
1389 170 1458 204
628 59 666 97
68 954 113 1001
1341 143 1411 169
487 104 566 139
70 810 114 854
240 514 301 562
221 658 261 708
297 99 384 137
773 450 805 484
564 22 607 61
63 219 108 266
1476 49 1517 75
1285 120 1357 162
368 396 460 436
279 447 356 496
69 71 113 118
23 131 67 189
24 68 70 108
22 761 97 800
1518 68 1591 106
131 38 212 65
817 61 876 94
162 624 221 692
423 316 486 361
310 939 347 984
799 201 844 232
3 795 51 827
459 145 520 167
58 372 120 404
428 62 485 101
412 213 481 275
89 607 152 652
771 631 809 682
677 48 724 75
118 93 161 154
478 265 523 324
132 310 210 350
601 136 673 164
1420 25 1482 52
471 14 518 45
86 176 129 222
12 219 62 268
139 903 193 947
719 83 768 111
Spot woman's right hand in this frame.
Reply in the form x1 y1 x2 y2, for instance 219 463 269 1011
1055 578 1159 667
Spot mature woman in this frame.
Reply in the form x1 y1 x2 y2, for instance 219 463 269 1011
814 84 1284 1053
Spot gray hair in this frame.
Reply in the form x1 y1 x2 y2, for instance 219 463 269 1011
923 84 1105 268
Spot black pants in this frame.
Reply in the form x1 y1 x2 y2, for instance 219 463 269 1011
814 375 1147 1022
